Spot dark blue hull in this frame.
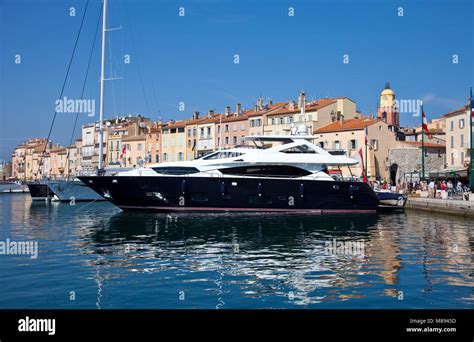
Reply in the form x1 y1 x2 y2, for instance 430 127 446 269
78 176 380 213
26 183 55 200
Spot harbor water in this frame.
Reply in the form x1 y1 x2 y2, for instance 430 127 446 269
0 193 472 309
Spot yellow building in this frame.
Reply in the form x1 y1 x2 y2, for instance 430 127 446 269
121 135 147 167
444 105 471 168
161 121 187 162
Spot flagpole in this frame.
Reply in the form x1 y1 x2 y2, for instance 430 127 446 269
365 125 368 182
469 87 473 191
421 102 425 181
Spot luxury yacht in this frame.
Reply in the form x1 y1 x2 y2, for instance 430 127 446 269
79 130 380 213
0 181 28 193
45 178 105 202
26 182 56 201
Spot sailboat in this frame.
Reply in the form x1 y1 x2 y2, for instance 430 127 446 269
45 0 113 202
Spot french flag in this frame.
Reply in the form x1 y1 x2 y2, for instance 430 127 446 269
471 100 474 117
119 145 126 159
422 110 429 133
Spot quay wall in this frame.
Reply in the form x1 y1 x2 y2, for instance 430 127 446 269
406 197 474 218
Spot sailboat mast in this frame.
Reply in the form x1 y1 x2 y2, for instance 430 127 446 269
98 0 107 171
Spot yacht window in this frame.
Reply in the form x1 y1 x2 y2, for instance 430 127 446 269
203 151 244 160
220 165 311 177
151 167 200 175
281 145 316 154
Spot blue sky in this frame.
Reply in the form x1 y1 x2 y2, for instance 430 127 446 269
1 0 472 160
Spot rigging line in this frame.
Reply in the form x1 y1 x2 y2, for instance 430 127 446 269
65 4 103 180
123 0 152 118
37 0 91 179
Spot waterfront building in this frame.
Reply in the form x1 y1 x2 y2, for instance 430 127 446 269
264 92 359 135
315 118 398 182
404 117 446 144
185 112 204 161
160 120 187 162
247 99 286 136
11 138 49 180
121 134 147 167
195 111 221 157
145 123 161 164
0 162 12 180
65 144 77 178
388 141 446 184
48 146 68 179
74 139 83 175
216 105 249 149
443 105 471 169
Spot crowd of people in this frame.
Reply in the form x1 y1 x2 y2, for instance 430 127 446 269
369 178 471 199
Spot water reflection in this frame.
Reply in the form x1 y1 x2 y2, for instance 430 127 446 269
0 194 472 309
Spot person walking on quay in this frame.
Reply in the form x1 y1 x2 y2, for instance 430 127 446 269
456 181 463 194
447 180 454 198
428 180 435 198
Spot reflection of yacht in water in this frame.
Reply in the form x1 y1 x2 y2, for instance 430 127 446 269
79 128 380 213
81 212 378 306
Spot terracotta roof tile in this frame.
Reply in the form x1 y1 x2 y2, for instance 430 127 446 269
267 99 336 117
314 118 381 134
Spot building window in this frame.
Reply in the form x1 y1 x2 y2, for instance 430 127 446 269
233 136 237 144
178 152 184 161
188 128 192 137
256 119 261 126
225 137 229 145
193 128 197 137
279 117 284 125
233 124 237 132
370 139 379 151
138 143 143 151
450 121 454 131
207 127 211 137
460 134 464 147
200 128 204 137
163 153 168 162
319 142 325 148
451 153 454 165
461 152 465 163
349 139 357 150
451 136 454 148
240 124 245 131
459 119 465 129
225 124 229 132
334 141 340 149
217 125 221 133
